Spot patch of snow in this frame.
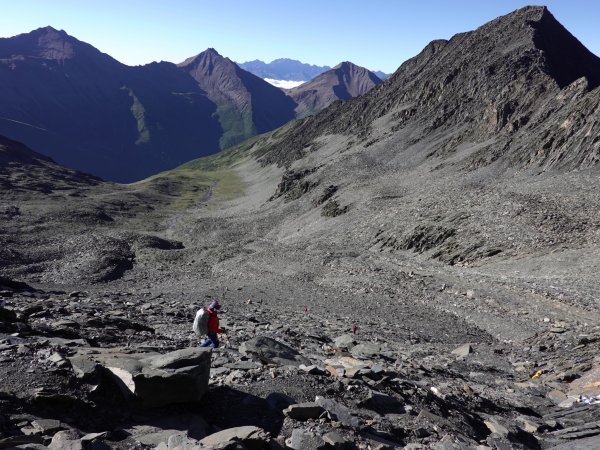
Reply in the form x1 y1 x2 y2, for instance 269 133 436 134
264 78 305 89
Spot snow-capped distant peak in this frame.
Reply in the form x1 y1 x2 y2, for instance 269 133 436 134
264 78 305 89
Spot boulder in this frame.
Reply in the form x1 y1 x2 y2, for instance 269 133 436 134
484 417 509 436
73 347 211 407
283 402 325 420
451 343 473 357
68 356 100 381
350 342 382 359
315 396 363 428
334 334 356 350
30 419 64 435
199 426 269 450
132 428 187 447
360 389 404 414
567 363 600 397
48 430 83 450
287 428 327 450
323 431 349 448
239 336 310 366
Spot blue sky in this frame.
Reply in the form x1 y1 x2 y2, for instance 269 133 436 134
1 1 598 73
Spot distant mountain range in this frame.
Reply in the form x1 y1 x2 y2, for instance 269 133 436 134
0 28 383 181
238 58 330 82
239 58 390 85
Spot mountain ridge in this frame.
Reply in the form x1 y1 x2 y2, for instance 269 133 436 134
0 133 101 191
257 6 600 172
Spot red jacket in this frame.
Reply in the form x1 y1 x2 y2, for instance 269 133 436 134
207 308 223 334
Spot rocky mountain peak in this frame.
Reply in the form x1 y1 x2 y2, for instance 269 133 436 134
178 48 228 69
0 26 76 61
36 27 76 60
332 61 356 71
462 5 600 88
288 61 382 117
0 25 121 66
332 61 381 84
527 6 600 88
178 47 239 91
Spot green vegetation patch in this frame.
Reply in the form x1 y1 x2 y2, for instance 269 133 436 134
136 166 244 210
133 122 298 210
122 87 151 145
215 102 256 150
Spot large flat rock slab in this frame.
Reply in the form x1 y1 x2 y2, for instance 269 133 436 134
199 426 269 450
72 347 211 407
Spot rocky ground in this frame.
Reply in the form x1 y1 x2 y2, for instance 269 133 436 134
1 138 600 449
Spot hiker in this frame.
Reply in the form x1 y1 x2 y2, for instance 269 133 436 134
199 300 225 348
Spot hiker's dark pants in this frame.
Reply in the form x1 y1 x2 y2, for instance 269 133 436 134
200 332 219 348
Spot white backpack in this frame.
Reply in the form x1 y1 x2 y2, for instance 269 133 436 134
192 308 209 335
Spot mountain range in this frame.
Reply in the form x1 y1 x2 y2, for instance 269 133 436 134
238 58 331 82
239 58 389 87
0 29 381 181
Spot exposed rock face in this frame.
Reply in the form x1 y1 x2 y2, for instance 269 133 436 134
289 61 383 117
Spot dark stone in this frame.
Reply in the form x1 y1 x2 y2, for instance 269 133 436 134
239 336 310 366
360 389 404 415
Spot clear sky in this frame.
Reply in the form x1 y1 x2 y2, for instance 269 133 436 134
1 1 598 74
